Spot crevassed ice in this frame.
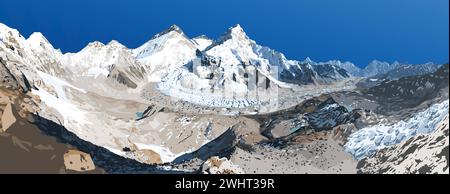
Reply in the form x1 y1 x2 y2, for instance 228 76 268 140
344 100 449 160
157 69 262 109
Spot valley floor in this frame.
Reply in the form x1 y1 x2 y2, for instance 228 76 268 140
230 138 357 174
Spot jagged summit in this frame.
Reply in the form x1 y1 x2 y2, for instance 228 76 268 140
131 24 198 82
303 57 314 64
216 24 250 43
151 24 185 40
168 24 182 32
229 24 244 34
133 24 192 55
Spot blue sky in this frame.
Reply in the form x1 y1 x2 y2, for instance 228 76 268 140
0 0 448 67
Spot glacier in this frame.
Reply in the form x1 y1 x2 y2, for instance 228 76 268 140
344 99 449 160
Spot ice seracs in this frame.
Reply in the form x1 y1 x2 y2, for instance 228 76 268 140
344 99 449 160
357 114 449 174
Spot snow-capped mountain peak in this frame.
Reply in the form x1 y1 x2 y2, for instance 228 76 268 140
203 24 257 67
320 60 361 77
131 25 198 82
60 39 138 79
362 60 396 77
27 32 51 49
132 24 194 58
167 24 183 33
25 32 67 77
226 24 246 38
151 24 185 40
106 40 126 48
26 32 63 59
215 24 252 45
79 41 106 52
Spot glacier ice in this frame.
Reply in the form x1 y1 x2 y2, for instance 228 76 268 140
345 100 449 160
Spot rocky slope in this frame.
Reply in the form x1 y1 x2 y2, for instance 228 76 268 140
363 64 449 114
329 59 439 80
251 94 361 139
0 85 104 173
371 63 439 80
356 62 441 88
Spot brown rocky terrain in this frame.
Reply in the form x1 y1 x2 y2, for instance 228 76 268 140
0 86 103 173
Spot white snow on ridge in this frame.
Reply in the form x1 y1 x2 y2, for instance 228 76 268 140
132 30 197 82
345 100 449 160
32 71 89 128
36 71 86 99
204 24 258 67
27 32 48 52
192 36 213 51
32 87 90 129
